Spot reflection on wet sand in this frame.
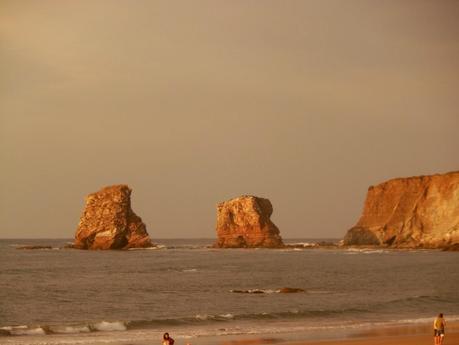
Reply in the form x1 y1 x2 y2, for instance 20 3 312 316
220 338 284 345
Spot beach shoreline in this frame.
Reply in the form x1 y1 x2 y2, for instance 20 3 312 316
208 321 459 345
285 333 459 345
2 320 458 345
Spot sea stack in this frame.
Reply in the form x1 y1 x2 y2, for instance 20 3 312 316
74 185 152 250
215 195 284 248
344 171 459 248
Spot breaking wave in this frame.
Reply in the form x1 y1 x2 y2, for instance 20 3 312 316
3 309 459 339
0 321 127 336
0 308 368 337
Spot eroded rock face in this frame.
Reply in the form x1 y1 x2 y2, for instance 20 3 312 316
344 171 459 248
442 243 459 251
215 195 284 248
74 185 152 250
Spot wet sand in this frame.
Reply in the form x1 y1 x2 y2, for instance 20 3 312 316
218 333 458 345
217 322 459 345
287 332 458 345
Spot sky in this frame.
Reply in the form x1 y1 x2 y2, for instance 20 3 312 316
1 0 458 239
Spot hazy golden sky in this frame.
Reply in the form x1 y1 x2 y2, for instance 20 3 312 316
1 0 458 239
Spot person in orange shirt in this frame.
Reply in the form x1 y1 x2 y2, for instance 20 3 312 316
434 313 446 345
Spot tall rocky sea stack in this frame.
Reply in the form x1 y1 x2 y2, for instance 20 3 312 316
344 171 459 249
74 185 152 250
215 195 284 248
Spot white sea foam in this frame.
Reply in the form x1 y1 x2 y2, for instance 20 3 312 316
195 314 209 320
128 245 165 251
54 325 91 334
154 244 168 249
92 321 127 332
363 249 388 254
392 315 459 325
1 326 16 330
344 248 389 254
5 326 47 336
183 268 198 272
194 313 235 321
289 242 317 247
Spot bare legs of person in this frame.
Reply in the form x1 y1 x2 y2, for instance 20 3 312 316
439 333 445 345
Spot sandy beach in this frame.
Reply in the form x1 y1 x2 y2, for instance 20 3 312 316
286 332 459 345
219 333 459 345
216 322 459 345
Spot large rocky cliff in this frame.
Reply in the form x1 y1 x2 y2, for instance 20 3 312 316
74 185 152 250
344 171 459 248
215 195 284 248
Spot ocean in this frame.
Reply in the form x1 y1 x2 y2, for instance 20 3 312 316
1 239 458 345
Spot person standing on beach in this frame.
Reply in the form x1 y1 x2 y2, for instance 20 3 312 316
434 313 446 345
162 332 175 345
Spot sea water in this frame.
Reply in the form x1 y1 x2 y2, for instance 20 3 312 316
1 239 458 345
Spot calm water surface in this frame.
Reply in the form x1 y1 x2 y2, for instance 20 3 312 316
1 239 458 344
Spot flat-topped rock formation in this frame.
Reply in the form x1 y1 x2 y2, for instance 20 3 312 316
215 195 284 248
74 185 152 250
344 171 459 249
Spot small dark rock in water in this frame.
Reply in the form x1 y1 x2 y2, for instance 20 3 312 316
16 245 53 250
278 287 305 293
231 289 266 294
231 287 304 294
